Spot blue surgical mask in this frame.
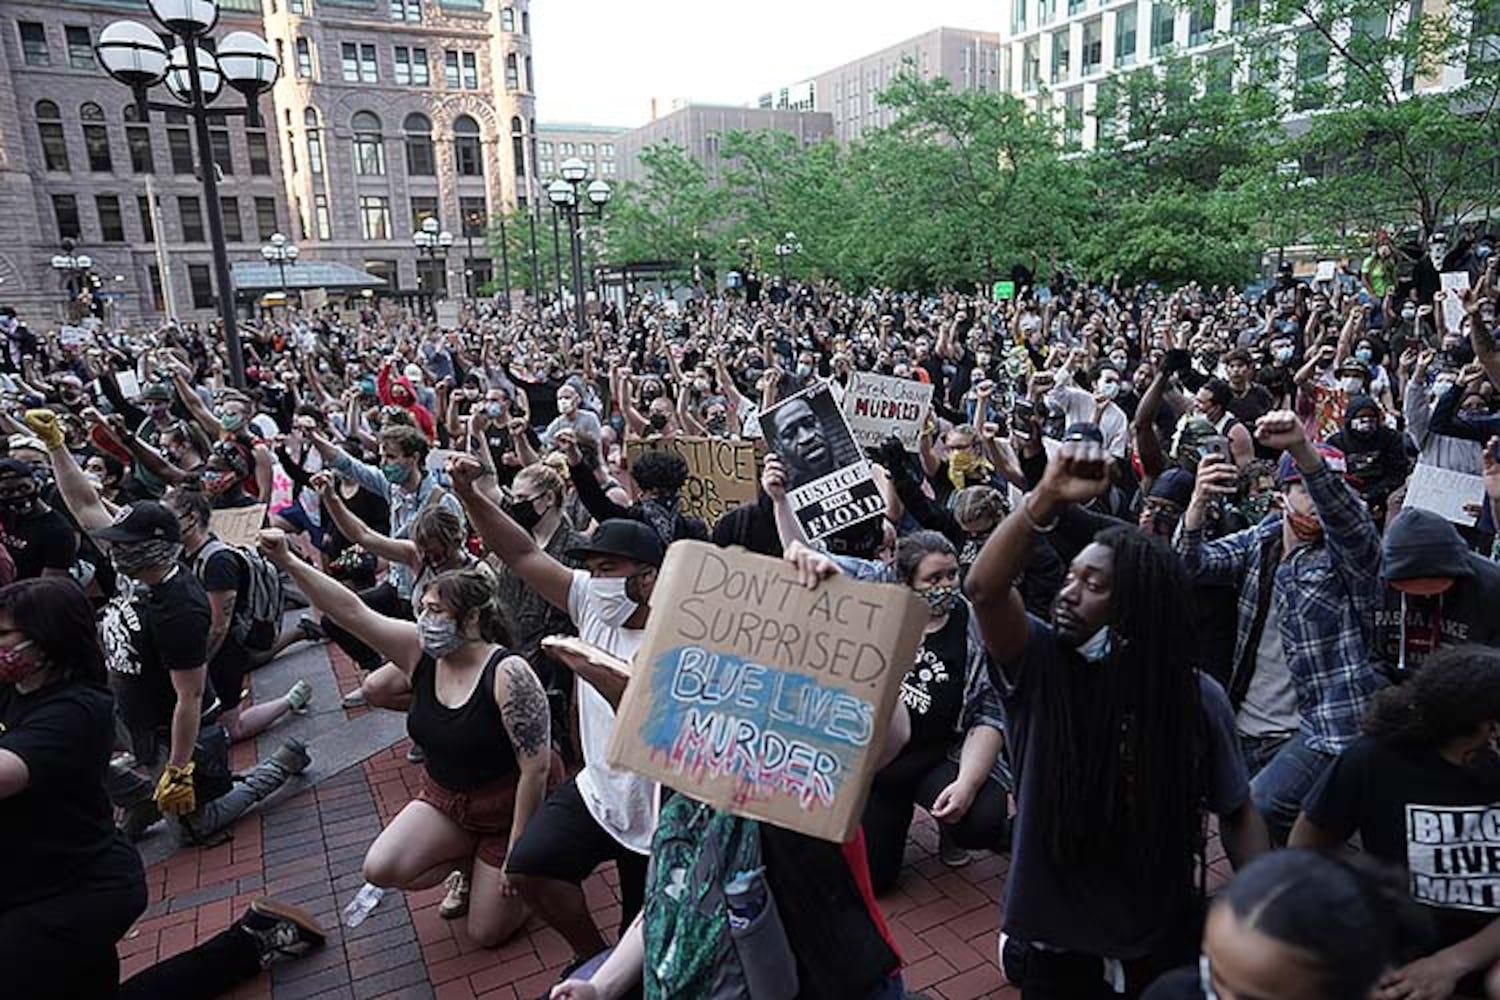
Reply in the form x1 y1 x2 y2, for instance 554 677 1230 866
1076 625 1113 663
1355 348 1372 363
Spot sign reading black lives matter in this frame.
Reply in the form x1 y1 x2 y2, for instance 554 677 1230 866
759 383 884 541
607 541 928 841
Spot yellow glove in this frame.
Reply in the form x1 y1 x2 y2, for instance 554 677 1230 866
24 409 65 450
153 761 197 816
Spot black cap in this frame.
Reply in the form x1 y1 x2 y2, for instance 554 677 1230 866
93 500 181 544
1063 422 1104 445
566 518 665 567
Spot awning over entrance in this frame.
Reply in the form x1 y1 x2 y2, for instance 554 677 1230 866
230 261 388 293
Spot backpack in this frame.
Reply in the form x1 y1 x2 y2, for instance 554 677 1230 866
194 538 284 651
642 797 798 1000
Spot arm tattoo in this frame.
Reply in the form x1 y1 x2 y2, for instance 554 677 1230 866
498 657 550 758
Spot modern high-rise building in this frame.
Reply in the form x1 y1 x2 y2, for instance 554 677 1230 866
613 105 834 186
0 0 537 322
756 27 1005 143
995 0 1483 150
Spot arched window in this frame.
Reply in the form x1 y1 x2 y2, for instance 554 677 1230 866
453 114 482 177
500 6 514 31
510 116 526 177
505 52 519 90
305 107 324 175
36 101 68 172
353 110 384 176
79 102 112 172
404 112 434 176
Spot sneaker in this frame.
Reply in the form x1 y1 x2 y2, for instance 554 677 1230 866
269 738 311 776
297 615 327 642
120 798 161 842
439 870 469 919
237 898 327 968
341 686 367 708
284 679 313 714
406 743 426 764
938 828 973 869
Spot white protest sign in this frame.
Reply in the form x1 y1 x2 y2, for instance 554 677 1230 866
426 448 462 475
115 370 141 399
1403 464 1487 526
59 325 90 347
1315 260 1337 283
607 541 928 842
759 383 883 541
434 300 460 330
842 371 935 451
1441 272 1471 334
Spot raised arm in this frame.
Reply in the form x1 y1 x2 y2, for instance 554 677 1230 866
258 528 423 670
28 410 112 531
448 455 573 612
314 473 418 567
170 367 225 439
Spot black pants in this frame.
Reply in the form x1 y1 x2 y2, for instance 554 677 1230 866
1021 946 1188 1000
323 581 408 672
861 744 1010 893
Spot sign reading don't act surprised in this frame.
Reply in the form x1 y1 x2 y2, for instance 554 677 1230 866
607 541 927 842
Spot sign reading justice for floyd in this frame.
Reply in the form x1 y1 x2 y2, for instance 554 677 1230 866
607 541 927 842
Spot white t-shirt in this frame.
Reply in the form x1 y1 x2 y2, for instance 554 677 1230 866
567 569 657 854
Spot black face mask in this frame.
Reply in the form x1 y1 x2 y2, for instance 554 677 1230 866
0 491 35 514
648 412 668 432
504 496 544 531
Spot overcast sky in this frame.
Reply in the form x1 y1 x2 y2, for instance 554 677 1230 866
530 0 1001 128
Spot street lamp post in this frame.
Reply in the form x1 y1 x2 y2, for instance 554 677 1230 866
94 4 279 389
527 212 541 309
773 231 802 281
50 238 95 301
411 216 453 315
547 157 611 338
495 213 512 314
259 231 299 302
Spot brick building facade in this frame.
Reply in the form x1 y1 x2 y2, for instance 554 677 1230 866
0 0 536 323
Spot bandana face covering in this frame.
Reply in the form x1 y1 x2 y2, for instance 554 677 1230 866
1285 508 1324 543
919 584 961 617
948 449 994 492
110 539 182 578
0 639 38 684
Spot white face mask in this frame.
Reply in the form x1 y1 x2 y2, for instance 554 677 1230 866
1097 379 1120 400
1340 377 1364 394
558 395 577 415
1076 625 1113 663
587 575 638 628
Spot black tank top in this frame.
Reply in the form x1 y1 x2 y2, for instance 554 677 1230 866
406 648 519 791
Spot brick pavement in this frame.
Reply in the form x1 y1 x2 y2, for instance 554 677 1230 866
119 641 1235 1000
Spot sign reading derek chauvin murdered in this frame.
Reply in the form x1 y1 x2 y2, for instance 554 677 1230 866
759 383 884 541
625 436 761 525
843 371 934 451
608 542 927 842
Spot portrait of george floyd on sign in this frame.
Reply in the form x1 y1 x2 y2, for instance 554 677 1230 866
759 382 885 541
607 541 928 843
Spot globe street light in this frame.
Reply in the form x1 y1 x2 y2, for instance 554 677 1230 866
773 231 803 281
50 238 95 301
260 231 299 302
412 216 453 314
95 0 278 388
547 162 610 336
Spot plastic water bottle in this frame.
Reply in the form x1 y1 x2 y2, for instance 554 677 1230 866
343 883 385 928
724 867 767 931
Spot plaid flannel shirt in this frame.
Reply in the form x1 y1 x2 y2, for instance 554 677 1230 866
1175 462 1382 754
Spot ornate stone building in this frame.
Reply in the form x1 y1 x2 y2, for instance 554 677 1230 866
0 0 536 322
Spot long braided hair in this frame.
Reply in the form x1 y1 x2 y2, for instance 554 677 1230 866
1031 526 1204 894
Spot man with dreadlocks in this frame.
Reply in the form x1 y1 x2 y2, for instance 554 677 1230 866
966 438 1267 999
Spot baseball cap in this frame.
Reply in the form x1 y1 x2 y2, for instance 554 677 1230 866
1277 443 1347 486
1063 422 1104 445
566 519 664 568
93 500 181 544
1149 468 1195 508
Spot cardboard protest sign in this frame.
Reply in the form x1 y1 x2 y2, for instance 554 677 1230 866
434 300 461 330
607 541 927 842
843 371 935 451
624 436 761 526
209 504 267 549
759 383 883 541
1403 464 1487 527
1440 272 1471 334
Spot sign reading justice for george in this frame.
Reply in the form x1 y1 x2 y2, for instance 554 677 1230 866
607 541 927 842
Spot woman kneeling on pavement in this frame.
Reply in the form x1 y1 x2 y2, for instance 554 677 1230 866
0 577 325 1000
258 528 561 947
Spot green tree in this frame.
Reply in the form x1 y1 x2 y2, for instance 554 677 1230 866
597 142 724 270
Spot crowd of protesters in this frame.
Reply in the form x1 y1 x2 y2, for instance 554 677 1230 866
3 226 1500 999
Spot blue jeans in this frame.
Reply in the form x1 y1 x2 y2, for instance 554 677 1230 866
1243 731 1335 844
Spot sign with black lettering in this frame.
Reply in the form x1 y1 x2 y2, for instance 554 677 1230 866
759 383 883 541
843 371 934 451
607 541 927 841
1406 804 1500 913
624 436 761 526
